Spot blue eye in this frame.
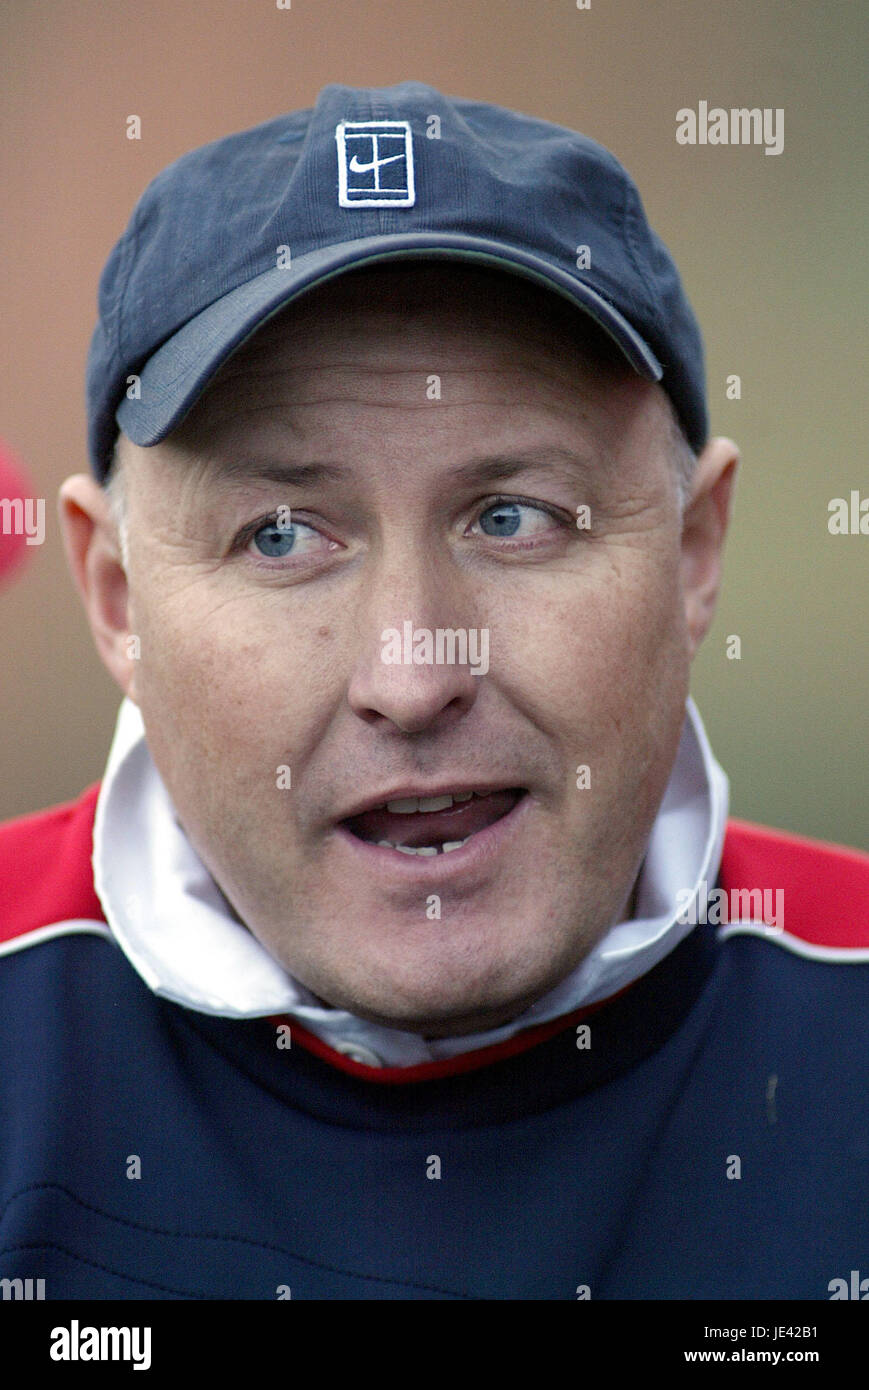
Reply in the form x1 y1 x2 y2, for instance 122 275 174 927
479 502 522 537
476 500 558 539
241 513 337 566
252 521 298 557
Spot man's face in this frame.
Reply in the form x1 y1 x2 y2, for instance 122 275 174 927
106 265 701 1035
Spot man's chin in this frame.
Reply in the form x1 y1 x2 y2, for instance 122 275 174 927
314 974 559 1039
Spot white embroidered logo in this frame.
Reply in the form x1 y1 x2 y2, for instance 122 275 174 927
336 120 415 207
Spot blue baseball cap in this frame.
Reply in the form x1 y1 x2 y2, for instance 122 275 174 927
86 80 708 482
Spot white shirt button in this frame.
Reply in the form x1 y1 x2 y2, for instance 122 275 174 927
332 1040 383 1067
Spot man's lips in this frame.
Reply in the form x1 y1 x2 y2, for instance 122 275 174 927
341 788 525 849
334 786 532 877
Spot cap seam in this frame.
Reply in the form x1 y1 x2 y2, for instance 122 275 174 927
110 204 145 374
620 177 665 347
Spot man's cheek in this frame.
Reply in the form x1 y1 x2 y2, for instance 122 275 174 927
514 586 653 707
143 634 323 822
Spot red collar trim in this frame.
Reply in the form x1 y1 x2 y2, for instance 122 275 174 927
268 987 629 1085
0 782 105 943
719 818 869 947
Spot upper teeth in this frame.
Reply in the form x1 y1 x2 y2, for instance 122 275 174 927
384 791 478 813
377 837 471 855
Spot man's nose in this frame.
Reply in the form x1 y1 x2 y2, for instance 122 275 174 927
345 551 485 734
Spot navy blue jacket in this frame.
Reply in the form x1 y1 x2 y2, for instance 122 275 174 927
1 785 868 1299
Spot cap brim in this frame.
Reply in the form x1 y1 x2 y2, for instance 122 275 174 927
116 231 662 447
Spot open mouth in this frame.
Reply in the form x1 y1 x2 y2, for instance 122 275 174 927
340 788 527 856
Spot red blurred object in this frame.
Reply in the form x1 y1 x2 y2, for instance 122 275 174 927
0 441 37 585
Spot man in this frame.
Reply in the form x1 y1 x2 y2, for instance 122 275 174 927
1 81 867 1301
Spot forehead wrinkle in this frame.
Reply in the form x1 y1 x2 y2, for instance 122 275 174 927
174 395 618 497
172 331 657 493
171 444 602 502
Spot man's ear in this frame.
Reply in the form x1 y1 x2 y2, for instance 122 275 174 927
680 436 740 658
57 474 139 702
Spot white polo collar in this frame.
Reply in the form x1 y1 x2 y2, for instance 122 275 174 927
93 696 729 1067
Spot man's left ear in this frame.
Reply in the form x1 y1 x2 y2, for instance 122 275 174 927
680 436 740 657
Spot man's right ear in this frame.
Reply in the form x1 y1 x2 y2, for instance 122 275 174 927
57 474 139 702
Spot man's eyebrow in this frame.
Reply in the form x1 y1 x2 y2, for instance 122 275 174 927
450 446 597 485
206 446 596 489
206 459 350 488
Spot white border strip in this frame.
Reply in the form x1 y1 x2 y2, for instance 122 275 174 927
0 919 114 959
718 922 869 963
